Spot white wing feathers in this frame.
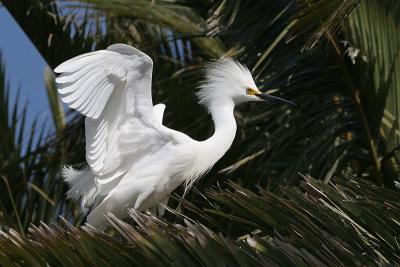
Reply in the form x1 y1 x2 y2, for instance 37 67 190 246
55 44 171 178
55 45 141 120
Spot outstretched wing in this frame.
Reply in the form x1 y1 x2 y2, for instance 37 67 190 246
55 44 174 181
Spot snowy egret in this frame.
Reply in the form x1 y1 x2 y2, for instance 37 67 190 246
55 44 295 229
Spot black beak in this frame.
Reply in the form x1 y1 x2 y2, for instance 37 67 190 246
258 93 297 107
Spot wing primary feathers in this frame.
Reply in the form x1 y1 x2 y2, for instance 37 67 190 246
76 79 108 112
54 52 108 73
87 81 115 119
92 84 114 119
86 81 109 118
70 79 104 110
61 70 104 106
57 67 101 95
54 50 107 73
55 61 103 84
80 79 109 115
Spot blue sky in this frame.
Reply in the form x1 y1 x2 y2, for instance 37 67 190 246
0 7 50 131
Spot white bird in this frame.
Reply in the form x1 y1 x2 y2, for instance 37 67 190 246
54 43 295 229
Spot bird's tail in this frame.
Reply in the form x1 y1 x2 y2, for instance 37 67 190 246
61 166 99 213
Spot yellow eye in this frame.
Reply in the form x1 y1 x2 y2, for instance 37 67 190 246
246 88 255 95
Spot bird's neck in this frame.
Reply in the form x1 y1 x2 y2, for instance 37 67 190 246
182 99 236 190
198 99 237 165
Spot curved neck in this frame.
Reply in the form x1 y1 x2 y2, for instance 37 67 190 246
198 99 237 164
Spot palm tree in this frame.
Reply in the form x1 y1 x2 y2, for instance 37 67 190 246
0 0 399 265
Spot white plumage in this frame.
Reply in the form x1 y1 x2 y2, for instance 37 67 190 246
55 43 294 229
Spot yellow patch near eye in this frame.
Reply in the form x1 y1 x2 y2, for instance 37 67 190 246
246 88 256 95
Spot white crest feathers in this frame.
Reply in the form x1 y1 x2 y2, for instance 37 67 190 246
197 58 255 109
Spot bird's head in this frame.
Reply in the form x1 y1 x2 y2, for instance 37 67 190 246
197 58 296 109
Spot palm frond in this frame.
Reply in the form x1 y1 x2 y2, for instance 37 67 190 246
44 67 65 136
203 176 400 265
0 176 399 266
341 0 400 187
292 0 361 49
